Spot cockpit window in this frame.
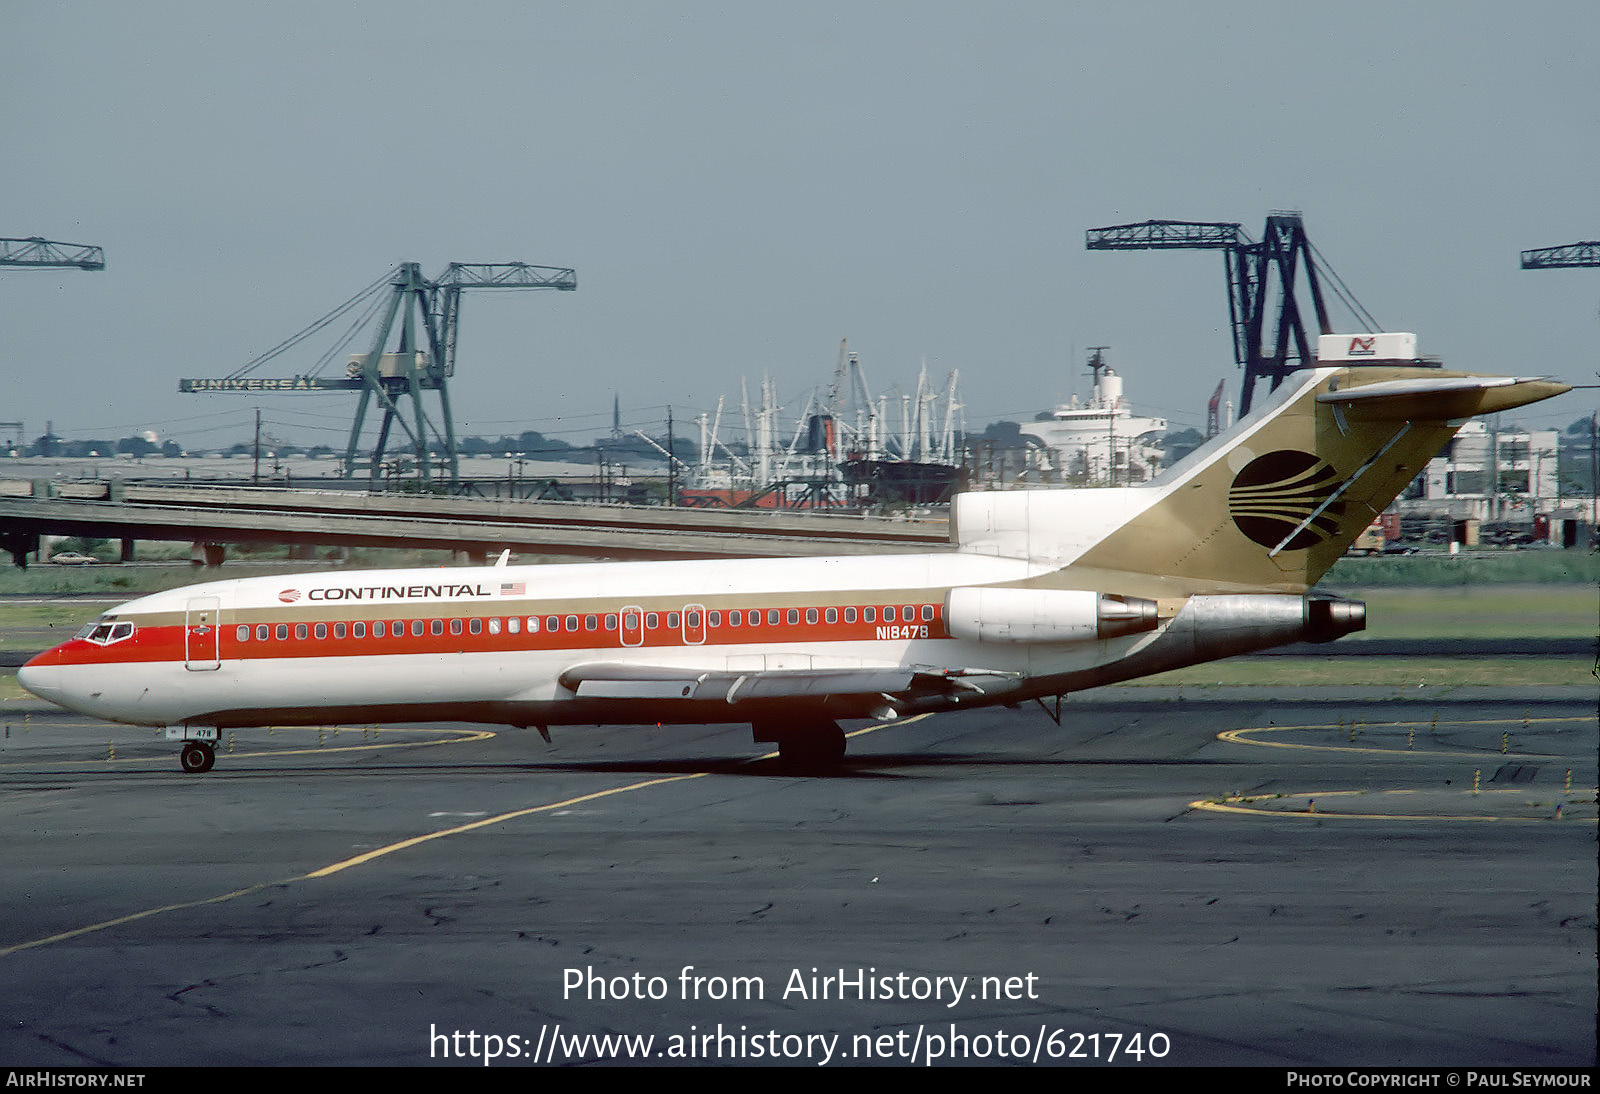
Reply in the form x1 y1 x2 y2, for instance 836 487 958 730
79 620 135 646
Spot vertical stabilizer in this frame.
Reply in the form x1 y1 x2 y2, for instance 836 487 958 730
1068 365 1568 590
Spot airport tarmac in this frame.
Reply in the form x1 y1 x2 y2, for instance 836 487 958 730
0 687 1593 1067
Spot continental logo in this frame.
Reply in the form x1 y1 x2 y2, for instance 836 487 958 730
276 584 491 604
1228 450 1344 550
305 583 492 601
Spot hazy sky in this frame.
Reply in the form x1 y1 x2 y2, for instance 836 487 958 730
7 1 1597 454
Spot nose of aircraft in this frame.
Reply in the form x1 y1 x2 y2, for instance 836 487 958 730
17 649 62 702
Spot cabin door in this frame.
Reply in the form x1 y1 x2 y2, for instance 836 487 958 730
682 603 706 645
184 596 222 671
620 605 644 648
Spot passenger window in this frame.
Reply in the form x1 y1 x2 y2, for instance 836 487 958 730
864 607 876 623
708 611 720 627
604 614 617 631
508 617 521 634
825 607 837 624
451 619 463 635
314 623 327 639
489 618 502 635
546 616 559 632
922 604 934 621
353 622 366 639
768 609 780 625
411 620 424 637
806 608 818 624
373 621 385 638
787 609 798 625
584 615 597 631
277 624 289 640
646 613 659 629
335 622 347 639
470 618 482 635
430 619 443 636
295 624 308 640
257 624 269 641
565 615 579 632
667 612 679 629
844 607 857 623
236 625 250 642
528 616 540 633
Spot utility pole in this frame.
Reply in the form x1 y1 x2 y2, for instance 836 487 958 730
253 408 262 486
667 407 676 507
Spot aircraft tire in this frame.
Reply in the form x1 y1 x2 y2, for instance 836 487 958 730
778 722 847 770
180 741 215 774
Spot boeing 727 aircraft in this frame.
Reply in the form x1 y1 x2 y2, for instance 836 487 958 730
18 347 1568 771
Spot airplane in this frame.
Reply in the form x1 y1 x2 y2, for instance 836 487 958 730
17 345 1569 773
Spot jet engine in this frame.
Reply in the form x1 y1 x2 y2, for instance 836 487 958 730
945 587 1160 644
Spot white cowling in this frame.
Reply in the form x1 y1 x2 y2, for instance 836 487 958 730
945 587 1159 644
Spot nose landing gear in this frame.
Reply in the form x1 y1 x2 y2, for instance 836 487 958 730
166 727 220 773
179 741 216 773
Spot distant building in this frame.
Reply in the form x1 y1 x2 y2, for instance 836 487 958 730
1399 420 1561 521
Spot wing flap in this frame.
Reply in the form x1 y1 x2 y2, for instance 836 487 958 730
559 662 914 703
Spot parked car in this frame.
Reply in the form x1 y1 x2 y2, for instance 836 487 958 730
50 552 98 565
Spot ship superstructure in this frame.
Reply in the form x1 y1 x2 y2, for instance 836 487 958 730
1021 348 1167 485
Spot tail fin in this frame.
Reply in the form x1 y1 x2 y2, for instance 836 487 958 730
952 363 1569 592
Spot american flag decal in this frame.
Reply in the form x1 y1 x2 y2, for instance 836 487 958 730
500 582 525 595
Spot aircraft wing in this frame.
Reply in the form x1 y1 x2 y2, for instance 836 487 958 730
558 662 917 702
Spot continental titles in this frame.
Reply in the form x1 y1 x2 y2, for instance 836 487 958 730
307 584 492 602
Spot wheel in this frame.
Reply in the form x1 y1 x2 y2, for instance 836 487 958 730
777 722 847 769
180 741 215 774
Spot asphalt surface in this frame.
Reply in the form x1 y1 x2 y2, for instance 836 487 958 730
0 688 1593 1068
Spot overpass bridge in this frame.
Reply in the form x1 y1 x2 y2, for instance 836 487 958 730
0 480 952 567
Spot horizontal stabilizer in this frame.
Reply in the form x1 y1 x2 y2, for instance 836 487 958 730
1318 375 1570 419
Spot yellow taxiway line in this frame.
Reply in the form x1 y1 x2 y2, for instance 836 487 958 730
0 715 925 958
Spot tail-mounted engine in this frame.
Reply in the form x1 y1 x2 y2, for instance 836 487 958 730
945 587 1160 644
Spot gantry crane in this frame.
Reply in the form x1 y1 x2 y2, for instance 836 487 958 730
1 237 105 565
1520 241 1600 269
179 260 576 488
1086 214 1379 414
0 237 105 271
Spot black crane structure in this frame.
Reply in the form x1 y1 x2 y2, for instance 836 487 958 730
1520 241 1600 269
0 237 105 271
1085 214 1381 414
179 260 576 489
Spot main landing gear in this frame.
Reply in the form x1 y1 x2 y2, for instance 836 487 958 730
753 717 847 771
179 741 216 773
